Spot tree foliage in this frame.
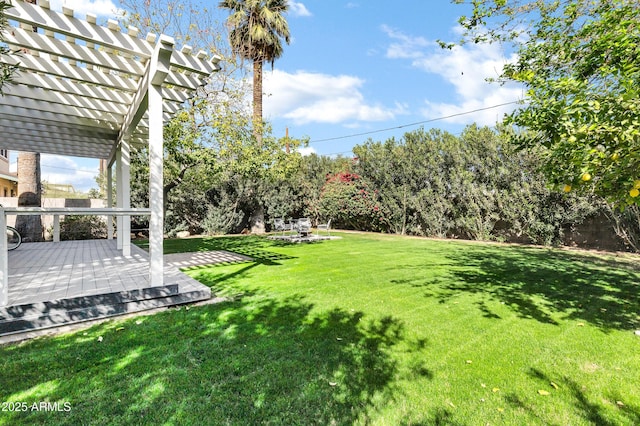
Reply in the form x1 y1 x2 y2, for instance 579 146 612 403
318 171 388 232
353 125 602 245
218 0 291 137
218 0 290 65
0 0 18 93
453 0 640 206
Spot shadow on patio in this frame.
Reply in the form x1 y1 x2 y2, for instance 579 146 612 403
0 240 211 337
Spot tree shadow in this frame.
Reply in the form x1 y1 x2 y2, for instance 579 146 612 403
437 246 640 330
136 235 295 266
524 368 640 426
0 293 405 425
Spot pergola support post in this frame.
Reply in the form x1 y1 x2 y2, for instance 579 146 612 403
115 148 123 250
149 83 164 287
146 36 174 287
0 208 7 307
107 165 114 240
121 140 131 256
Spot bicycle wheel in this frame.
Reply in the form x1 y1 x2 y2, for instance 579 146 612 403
6 226 21 251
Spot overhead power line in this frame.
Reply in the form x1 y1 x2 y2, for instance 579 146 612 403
309 101 520 144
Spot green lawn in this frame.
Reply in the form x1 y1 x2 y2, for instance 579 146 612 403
2 232 639 425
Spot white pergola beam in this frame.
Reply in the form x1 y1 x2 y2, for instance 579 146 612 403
6 0 153 59
0 134 113 158
4 27 146 76
0 94 123 123
2 54 139 92
171 50 218 76
0 104 120 132
110 36 174 164
12 73 132 106
162 86 192 104
0 126 113 148
4 84 129 116
0 115 117 139
164 70 209 91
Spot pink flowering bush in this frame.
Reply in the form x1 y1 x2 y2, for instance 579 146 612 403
318 172 389 232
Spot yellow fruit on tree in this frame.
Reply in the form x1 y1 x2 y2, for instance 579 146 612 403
611 152 619 161
634 180 640 189
563 184 572 193
631 188 640 198
581 173 591 182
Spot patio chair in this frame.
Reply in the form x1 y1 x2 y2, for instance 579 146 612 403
297 217 312 236
273 218 289 235
316 219 331 236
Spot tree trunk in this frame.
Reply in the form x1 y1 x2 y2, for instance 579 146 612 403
16 152 43 242
249 203 265 234
249 59 265 232
253 59 263 143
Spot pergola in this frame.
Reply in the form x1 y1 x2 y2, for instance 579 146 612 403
0 0 220 306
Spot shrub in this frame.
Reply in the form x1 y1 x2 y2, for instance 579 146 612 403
318 172 389 232
60 215 107 240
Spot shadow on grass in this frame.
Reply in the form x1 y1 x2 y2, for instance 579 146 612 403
392 244 640 331
137 235 295 265
523 368 640 425
0 293 404 425
439 246 640 330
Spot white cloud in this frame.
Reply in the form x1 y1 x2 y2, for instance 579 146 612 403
289 2 312 17
40 155 99 193
263 69 405 125
383 26 524 126
50 0 121 18
297 146 317 156
10 154 99 193
381 24 431 59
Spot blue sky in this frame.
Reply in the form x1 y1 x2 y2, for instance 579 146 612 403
263 1 523 157
16 0 523 191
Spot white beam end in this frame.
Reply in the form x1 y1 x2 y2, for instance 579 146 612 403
211 54 222 71
107 20 120 32
128 26 140 37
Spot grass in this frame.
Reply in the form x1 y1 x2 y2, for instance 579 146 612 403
2 232 640 425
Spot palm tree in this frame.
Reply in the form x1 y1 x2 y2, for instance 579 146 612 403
219 0 290 141
16 152 43 242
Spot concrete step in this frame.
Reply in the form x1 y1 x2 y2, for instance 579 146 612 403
0 284 209 336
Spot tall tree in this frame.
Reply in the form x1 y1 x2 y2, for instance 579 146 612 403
218 0 290 140
16 152 43 242
451 0 640 206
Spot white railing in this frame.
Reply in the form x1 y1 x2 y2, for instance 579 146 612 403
1 207 151 242
0 206 152 307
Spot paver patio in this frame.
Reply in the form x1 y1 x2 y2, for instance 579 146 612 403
0 239 228 337
7 239 209 306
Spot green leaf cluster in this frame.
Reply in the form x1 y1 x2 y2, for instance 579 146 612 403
0 0 19 93
454 0 640 206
